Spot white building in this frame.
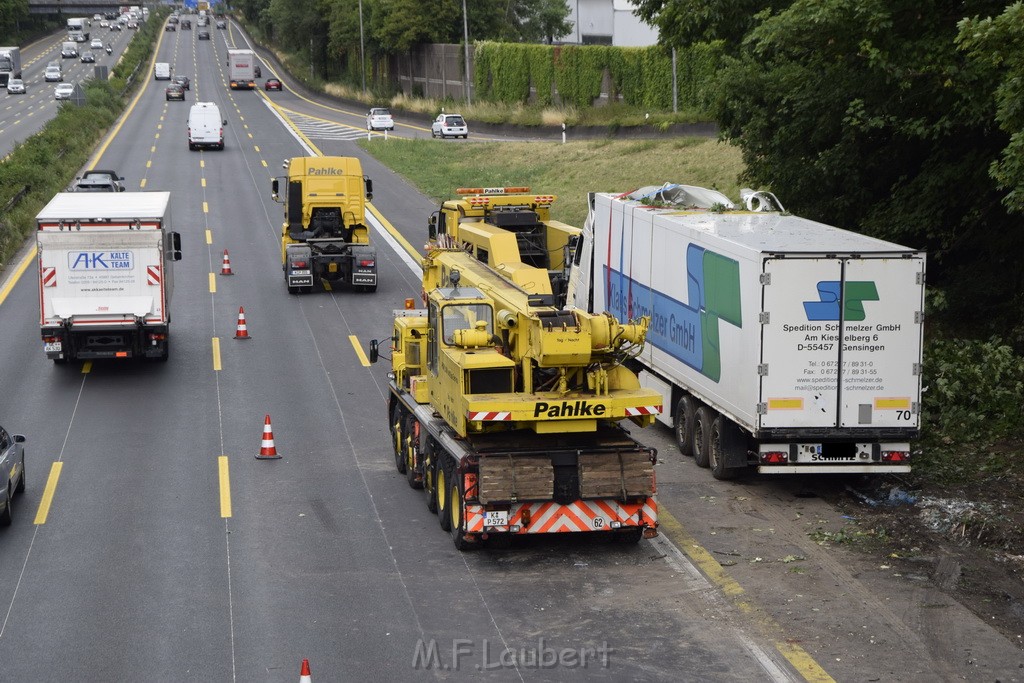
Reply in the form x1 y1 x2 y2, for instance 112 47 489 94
563 0 659 47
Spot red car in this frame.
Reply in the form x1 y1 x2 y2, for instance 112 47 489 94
264 78 282 91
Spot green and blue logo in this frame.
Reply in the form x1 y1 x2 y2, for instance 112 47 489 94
803 281 879 321
605 244 741 382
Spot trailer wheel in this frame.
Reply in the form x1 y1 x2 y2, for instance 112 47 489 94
709 414 741 480
674 395 696 457
437 458 452 531
390 404 406 473
157 340 169 362
692 406 714 468
449 479 473 550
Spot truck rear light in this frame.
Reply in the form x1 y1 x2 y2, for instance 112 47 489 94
359 259 375 267
42 335 60 343
292 260 307 268
148 332 167 341
760 451 788 464
521 508 532 527
881 450 909 462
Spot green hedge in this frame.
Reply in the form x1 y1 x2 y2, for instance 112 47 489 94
473 41 724 112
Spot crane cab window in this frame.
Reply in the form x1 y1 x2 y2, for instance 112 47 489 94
442 304 492 344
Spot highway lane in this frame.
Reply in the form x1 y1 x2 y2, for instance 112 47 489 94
0 18 811 682
0 27 135 159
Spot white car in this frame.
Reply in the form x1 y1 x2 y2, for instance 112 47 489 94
431 113 468 139
367 107 394 131
44 67 62 82
100 20 109 28
54 83 75 100
6 79 25 94
91 38 104 49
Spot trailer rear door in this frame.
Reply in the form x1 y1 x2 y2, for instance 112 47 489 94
759 256 923 431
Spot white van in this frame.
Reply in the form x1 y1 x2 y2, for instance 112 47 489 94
154 62 170 80
187 102 226 150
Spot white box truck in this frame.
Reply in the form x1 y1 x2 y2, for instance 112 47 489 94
0 47 21 87
227 48 256 89
37 192 181 363
567 185 926 478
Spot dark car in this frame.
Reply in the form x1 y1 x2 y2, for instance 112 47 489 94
80 51 95 63
165 84 185 101
165 23 176 31
264 78 282 91
181 19 191 29
254 65 261 78
110 22 123 31
198 30 210 40
172 75 190 90
0 425 26 526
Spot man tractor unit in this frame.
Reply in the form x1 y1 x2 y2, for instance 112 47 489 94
373 188 662 550
271 156 377 294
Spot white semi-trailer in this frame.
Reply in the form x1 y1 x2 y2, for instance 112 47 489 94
227 48 256 89
568 185 926 478
36 193 181 363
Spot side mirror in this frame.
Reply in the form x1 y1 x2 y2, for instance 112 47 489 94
271 178 279 195
222 119 227 125
364 176 373 201
170 232 182 261
369 339 379 364
428 213 438 240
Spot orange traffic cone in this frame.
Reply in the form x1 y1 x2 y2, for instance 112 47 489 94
256 414 281 459
234 307 251 339
299 659 312 682
221 249 233 275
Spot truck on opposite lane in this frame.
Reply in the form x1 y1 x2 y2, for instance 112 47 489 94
36 192 181 363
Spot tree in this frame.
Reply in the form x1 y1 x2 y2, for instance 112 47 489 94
958 3 1024 215
630 0 790 50
712 0 1021 336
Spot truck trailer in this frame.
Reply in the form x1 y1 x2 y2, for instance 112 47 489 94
0 47 21 87
568 185 926 478
37 192 181 363
227 48 256 89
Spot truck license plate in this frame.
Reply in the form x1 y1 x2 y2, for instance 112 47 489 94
44 342 62 353
484 510 509 526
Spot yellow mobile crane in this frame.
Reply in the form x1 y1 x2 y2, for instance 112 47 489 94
271 156 377 294
427 187 580 306
372 236 663 549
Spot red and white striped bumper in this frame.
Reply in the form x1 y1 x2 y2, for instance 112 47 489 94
465 499 657 535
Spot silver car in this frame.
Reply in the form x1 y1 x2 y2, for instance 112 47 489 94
0 425 26 526
6 79 25 94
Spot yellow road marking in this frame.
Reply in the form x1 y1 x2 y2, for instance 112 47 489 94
218 456 231 518
209 272 216 293
367 202 422 265
349 335 370 366
247 133 253 139
657 507 836 682
203 201 209 213
261 160 267 168
151 146 156 153
140 179 147 188
253 145 259 152
81 361 92 374
202 177 207 187
212 337 221 371
157 123 162 130
0 247 36 307
154 133 159 139
34 461 63 524
146 160 152 168
200 159 205 168
205 229 212 245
